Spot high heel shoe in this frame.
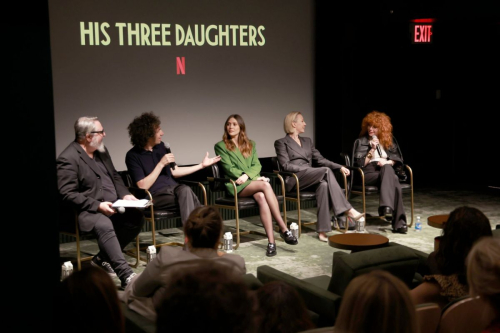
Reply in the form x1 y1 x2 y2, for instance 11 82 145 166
348 212 365 222
318 232 328 242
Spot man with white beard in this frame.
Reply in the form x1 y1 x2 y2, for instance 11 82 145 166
57 116 144 289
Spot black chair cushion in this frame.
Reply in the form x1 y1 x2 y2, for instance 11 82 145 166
284 191 316 200
143 209 180 218
215 195 284 208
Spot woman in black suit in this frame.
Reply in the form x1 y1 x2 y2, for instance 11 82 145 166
274 112 364 242
353 111 407 233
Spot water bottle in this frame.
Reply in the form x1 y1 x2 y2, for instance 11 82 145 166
415 216 422 232
147 245 157 264
290 222 299 239
355 218 365 233
61 261 73 280
223 232 233 253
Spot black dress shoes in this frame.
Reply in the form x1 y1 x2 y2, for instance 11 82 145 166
266 243 277 257
394 225 408 234
383 206 393 222
280 230 298 245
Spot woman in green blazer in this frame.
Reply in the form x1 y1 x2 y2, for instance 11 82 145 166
214 114 298 257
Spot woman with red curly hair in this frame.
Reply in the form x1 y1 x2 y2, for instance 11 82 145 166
354 111 408 233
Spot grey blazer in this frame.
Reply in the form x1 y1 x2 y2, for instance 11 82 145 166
274 135 342 191
120 246 246 322
56 141 131 232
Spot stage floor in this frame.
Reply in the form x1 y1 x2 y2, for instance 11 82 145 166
59 186 499 286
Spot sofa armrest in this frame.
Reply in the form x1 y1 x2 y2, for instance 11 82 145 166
257 265 340 327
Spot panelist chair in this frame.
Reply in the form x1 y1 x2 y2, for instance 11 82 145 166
271 157 349 235
341 136 414 227
118 167 207 267
207 161 285 250
59 203 140 271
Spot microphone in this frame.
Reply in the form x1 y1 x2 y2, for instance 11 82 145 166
372 135 382 157
164 142 177 170
116 206 125 214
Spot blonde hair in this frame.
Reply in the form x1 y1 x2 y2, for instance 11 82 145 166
283 112 301 134
466 237 500 309
335 270 418 333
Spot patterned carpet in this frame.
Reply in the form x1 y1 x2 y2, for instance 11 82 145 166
59 186 499 285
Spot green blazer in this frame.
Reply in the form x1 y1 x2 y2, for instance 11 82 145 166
214 140 261 196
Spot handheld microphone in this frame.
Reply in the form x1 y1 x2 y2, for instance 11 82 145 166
117 206 125 214
372 135 382 157
164 142 177 170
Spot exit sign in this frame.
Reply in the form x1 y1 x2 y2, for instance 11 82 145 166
410 19 435 44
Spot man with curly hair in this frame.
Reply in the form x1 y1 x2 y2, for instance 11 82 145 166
125 112 220 224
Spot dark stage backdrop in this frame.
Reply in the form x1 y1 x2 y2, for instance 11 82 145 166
49 0 315 170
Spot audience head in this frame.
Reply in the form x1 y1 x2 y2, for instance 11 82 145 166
358 110 393 148
255 280 314 333
436 206 492 281
283 111 302 135
335 270 417 333
467 237 500 311
156 260 257 332
127 111 161 148
183 206 223 249
57 266 124 333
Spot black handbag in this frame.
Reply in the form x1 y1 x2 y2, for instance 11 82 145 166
394 164 408 182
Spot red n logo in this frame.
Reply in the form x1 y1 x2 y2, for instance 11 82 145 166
176 57 185 75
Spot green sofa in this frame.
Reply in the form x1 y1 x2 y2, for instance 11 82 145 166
257 244 420 327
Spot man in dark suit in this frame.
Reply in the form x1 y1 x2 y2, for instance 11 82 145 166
57 116 144 288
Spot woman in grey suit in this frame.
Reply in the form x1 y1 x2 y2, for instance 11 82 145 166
274 112 365 242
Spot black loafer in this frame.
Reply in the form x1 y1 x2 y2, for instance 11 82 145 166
266 243 277 257
394 225 408 234
280 230 298 245
384 207 393 222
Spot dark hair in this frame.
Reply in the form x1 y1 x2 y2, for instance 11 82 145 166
222 114 253 158
183 206 223 249
255 281 315 333
436 206 492 283
335 270 417 333
56 266 124 333
127 111 161 148
156 260 257 332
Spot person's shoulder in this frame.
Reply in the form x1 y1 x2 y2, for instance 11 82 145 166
214 141 226 149
57 141 79 161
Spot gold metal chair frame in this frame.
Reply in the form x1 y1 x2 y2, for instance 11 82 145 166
207 176 271 250
127 181 208 267
273 168 349 235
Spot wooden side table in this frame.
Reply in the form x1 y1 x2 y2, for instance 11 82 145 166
427 215 449 229
328 233 389 252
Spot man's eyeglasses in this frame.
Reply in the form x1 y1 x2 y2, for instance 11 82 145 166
91 130 105 135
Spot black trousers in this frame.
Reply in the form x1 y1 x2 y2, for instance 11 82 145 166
93 208 144 281
152 184 201 225
364 163 407 229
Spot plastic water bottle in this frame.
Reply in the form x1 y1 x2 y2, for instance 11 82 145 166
147 245 157 264
415 216 422 232
223 232 233 253
61 261 73 280
290 222 299 238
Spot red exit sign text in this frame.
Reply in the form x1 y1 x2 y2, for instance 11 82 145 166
410 21 434 44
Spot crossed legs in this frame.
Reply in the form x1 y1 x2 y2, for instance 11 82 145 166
239 180 289 243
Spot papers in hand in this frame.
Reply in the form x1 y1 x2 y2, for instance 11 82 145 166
112 199 152 208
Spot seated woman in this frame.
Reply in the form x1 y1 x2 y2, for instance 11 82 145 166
410 206 493 308
57 266 125 333
255 281 315 333
334 270 418 333
121 206 246 322
274 112 364 242
215 114 298 257
466 237 500 332
353 110 408 233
